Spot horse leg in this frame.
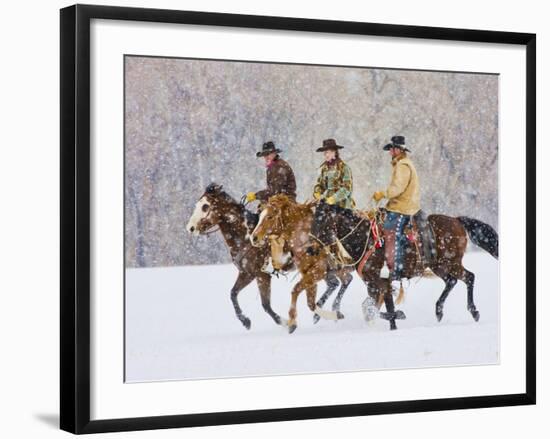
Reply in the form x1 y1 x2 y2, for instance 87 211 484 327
288 278 308 334
256 272 285 326
435 273 458 322
331 270 353 319
362 281 381 323
458 268 479 321
378 279 406 330
383 281 398 330
306 284 318 313
230 271 255 330
313 271 339 324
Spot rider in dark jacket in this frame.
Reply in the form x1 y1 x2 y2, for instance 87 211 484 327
246 141 297 273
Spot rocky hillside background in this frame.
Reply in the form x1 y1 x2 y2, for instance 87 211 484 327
125 56 498 267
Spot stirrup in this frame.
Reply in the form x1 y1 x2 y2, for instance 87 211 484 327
390 270 402 281
261 258 274 274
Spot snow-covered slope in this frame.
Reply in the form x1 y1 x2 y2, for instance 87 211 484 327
125 251 498 383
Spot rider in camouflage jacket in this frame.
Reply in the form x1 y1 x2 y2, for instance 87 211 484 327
313 139 355 209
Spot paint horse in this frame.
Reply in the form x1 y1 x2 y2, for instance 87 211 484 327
250 194 354 334
312 201 499 330
186 183 287 330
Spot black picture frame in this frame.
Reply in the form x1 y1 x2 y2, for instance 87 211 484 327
60 4 536 434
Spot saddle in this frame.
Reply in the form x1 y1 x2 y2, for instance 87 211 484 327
406 210 436 268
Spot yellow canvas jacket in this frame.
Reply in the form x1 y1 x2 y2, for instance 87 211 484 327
384 153 420 215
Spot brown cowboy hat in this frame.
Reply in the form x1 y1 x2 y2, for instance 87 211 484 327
256 141 282 157
316 138 345 152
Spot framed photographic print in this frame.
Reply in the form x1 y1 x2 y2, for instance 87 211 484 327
60 4 536 434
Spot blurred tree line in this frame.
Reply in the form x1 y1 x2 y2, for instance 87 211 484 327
125 56 498 267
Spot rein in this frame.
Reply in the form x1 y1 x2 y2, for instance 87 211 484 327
309 208 385 269
308 206 367 250
203 225 221 235
202 200 246 238
309 217 372 268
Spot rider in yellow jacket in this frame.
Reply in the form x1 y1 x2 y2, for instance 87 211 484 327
372 136 420 280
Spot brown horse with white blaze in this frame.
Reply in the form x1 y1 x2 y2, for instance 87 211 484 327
186 183 286 330
250 194 354 334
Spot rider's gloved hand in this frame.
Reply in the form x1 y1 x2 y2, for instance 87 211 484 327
246 192 257 202
372 191 385 202
313 192 323 201
326 196 336 205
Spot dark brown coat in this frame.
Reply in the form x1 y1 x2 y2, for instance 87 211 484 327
256 157 297 202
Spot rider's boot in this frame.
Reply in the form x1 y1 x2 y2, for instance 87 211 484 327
384 229 397 279
261 257 275 274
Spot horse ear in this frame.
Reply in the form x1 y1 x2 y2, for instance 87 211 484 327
205 183 222 193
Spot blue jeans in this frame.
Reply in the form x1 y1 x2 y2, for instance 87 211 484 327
383 211 410 277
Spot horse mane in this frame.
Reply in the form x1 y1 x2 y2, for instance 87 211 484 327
218 190 241 208
323 203 362 222
205 183 245 214
269 194 314 216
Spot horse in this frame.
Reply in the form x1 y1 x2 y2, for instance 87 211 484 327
311 201 499 330
186 183 286 330
250 194 355 334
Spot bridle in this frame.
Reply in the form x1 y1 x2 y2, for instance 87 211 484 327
199 196 240 236
197 200 220 235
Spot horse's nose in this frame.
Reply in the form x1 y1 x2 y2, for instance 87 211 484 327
189 226 195 233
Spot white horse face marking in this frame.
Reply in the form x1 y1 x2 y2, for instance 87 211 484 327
250 208 269 245
186 196 210 235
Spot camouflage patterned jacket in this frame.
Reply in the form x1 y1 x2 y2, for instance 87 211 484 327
313 159 355 209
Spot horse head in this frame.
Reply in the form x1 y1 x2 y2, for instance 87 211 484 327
186 183 244 235
249 194 292 246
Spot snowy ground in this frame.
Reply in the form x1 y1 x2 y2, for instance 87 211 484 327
125 251 499 383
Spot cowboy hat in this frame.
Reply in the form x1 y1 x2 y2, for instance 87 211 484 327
316 138 345 152
256 141 282 157
383 135 411 152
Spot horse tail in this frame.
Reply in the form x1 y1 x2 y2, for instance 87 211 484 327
458 216 498 259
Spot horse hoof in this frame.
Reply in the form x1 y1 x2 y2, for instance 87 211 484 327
472 310 480 322
379 312 389 321
241 317 251 330
313 314 321 324
395 310 406 320
336 311 345 320
436 305 443 322
288 324 297 334
380 312 395 321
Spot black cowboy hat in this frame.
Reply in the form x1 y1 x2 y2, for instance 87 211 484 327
256 141 282 157
383 135 411 152
316 138 345 152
